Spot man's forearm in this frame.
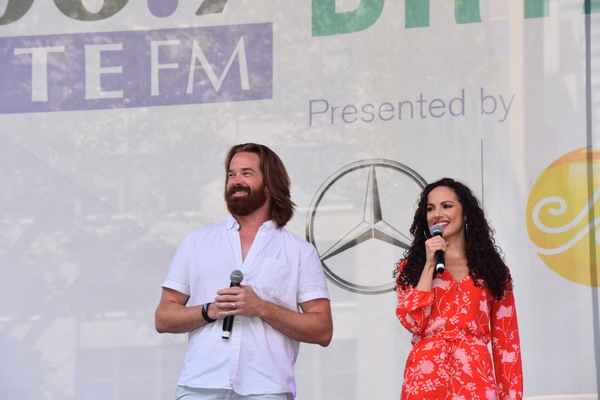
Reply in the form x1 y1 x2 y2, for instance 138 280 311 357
256 298 333 346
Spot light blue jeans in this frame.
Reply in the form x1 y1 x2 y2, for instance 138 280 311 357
175 386 294 400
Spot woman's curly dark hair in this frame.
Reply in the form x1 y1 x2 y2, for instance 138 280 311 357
394 177 512 300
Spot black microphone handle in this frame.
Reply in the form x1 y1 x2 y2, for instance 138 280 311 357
222 281 241 339
434 249 445 273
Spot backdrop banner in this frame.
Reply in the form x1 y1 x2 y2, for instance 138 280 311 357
0 1 598 399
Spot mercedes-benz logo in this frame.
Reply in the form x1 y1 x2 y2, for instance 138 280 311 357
306 159 427 295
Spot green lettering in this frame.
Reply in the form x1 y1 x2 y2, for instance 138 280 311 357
312 0 597 36
455 0 481 24
405 0 429 28
524 0 549 18
406 0 480 29
584 0 600 14
312 0 384 36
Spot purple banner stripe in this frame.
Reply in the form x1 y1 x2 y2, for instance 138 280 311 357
0 23 273 114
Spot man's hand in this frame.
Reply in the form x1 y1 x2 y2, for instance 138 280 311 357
214 285 263 318
214 284 332 347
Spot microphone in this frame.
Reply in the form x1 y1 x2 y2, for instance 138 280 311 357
222 270 244 339
430 224 445 273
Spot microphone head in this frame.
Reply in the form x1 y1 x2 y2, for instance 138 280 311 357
230 270 244 284
430 224 444 237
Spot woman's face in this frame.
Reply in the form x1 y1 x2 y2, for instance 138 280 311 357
425 186 466 240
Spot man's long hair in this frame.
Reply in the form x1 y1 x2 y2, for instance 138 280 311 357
395 177 512 300
224 143 296 227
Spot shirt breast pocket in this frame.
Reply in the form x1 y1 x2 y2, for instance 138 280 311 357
254 257 296 307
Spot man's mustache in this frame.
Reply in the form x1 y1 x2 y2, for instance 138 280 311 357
227 184 251 197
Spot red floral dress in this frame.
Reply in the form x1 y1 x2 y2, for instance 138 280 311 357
396 261 523 400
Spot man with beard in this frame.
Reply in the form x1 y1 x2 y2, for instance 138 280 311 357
155 143 333 400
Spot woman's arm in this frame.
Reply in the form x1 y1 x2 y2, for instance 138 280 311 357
490 289 523 400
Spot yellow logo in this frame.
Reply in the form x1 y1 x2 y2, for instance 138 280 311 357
526 147 600 286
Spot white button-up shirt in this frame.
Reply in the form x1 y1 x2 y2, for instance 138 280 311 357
162 215 330 397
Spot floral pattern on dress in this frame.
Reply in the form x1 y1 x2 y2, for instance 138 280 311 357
396 261 523 400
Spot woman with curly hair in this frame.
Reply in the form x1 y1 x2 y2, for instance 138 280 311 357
395 177 523 400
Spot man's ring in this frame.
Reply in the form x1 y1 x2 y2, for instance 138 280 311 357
232 302 236 310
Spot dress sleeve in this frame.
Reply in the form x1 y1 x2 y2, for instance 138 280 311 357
396 287 435 334
490 289 523 400
395 261 435 334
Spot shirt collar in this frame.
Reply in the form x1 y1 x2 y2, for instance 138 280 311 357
225 214 239 230
226 214 278 233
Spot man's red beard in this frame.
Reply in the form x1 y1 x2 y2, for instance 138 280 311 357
225 183 268 216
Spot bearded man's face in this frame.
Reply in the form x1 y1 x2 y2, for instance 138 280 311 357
226 182 268 216
225 152 269 216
